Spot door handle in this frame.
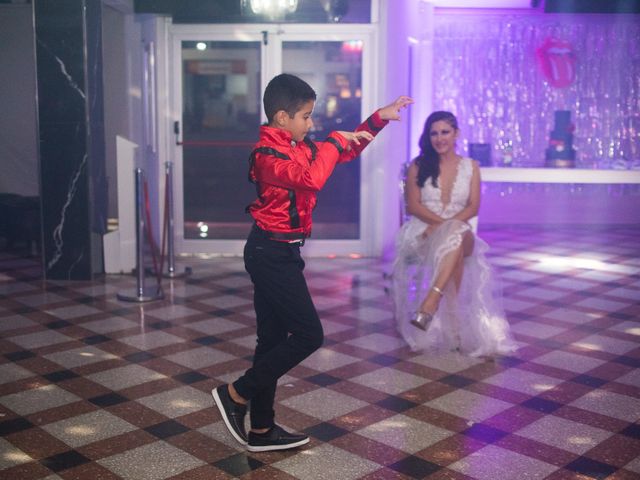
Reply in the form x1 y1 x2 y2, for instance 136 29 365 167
174 121 182 145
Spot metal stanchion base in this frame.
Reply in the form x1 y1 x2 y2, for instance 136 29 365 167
143 266 192 279
117 287 164 302
164 266 192 279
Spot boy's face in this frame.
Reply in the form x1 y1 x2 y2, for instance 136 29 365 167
280 100 315 142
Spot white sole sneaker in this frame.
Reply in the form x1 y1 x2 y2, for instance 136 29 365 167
211 387 247 446
247 437 309 452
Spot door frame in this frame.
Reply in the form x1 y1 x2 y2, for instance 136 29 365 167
169 22 381 257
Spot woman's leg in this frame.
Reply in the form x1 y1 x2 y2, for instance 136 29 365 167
453 231 475 291
453 232 476 347
419 230 474 314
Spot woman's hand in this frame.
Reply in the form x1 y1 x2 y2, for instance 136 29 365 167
378 96 414 121
421 224 438 238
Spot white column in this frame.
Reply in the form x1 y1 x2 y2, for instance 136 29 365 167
103 136 137 274
376 0 414 258
409 0 435 160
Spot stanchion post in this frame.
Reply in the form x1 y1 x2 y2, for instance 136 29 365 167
164 161 191 278
117 168 163 302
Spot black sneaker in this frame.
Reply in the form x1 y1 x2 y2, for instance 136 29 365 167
211 385 247 445
247 425 309 452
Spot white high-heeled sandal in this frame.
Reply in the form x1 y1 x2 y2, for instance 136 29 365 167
410 311 433 331
410 286 444 331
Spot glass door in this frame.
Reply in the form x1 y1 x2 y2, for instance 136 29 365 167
282 39 364 240
170 24 376 256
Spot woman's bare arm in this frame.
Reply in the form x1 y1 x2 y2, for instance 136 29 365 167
452 160 480 222
405 162 445 225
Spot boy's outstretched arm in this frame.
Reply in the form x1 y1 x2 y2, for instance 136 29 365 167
377 95 414 121
334 95 413 159
335 130 374 146
251 97 412 192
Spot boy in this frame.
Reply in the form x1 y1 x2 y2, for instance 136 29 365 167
213 73 412 452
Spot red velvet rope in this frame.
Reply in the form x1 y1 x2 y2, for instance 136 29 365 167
159 169 170 276
142 179 166 290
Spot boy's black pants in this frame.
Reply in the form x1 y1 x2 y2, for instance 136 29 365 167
233 225 324 429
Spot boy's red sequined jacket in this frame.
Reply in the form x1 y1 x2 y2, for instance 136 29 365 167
246 111 389 240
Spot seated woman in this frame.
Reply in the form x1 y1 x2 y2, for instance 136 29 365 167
392 111 517 357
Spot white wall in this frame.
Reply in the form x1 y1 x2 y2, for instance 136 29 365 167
103 4 137 217
138 15 172 241
102 4 150 227
377 0 416 259
0 5 38 197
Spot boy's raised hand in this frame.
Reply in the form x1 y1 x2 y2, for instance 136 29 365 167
378 95 414 121
336 130 374 147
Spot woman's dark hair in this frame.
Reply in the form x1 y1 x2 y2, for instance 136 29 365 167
415 111 459 188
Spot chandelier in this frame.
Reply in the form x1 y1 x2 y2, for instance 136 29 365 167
243 0 299 18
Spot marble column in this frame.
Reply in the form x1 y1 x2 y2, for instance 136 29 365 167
34 0 107 280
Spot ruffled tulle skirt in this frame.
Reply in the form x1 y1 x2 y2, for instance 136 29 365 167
392 218 517 357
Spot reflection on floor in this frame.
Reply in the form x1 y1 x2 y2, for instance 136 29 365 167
1 226 639 480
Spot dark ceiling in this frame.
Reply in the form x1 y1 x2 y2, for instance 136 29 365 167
2 1 638 16
133 0 359 24
544 0 640 13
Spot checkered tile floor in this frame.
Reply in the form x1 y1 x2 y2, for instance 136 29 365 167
1 226 639 480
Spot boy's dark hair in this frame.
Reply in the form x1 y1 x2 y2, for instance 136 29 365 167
263 73 316 123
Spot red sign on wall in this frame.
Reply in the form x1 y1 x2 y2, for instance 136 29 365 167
535 37 576 88
186 60 247 75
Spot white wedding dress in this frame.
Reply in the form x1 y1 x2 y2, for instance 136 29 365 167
392 157 517 357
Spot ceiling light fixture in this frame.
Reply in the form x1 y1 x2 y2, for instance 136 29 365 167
245 0 299 17
319 0 349 22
